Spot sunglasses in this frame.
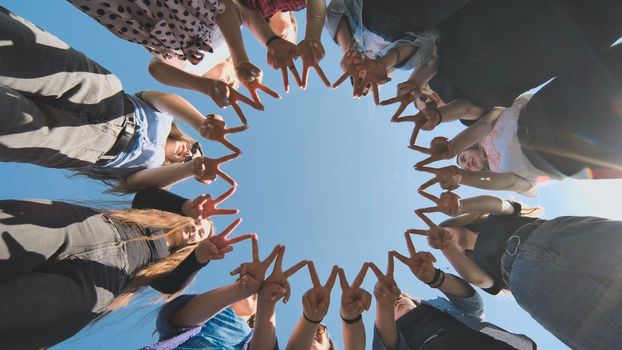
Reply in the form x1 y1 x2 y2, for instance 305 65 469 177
184 142 203 163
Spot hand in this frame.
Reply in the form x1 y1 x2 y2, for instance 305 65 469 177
379 81 422 120
302 261 339 322
192 153 240 186
355 57 390 101
194 218 254 263
225 86 262 125
338 264 372 321
333 49 365 95
392 233 438 283
230 236 281 294
182 187 239 219
369 252 401 307
199 114 248 153
266 37 302 92
235 61 281 109
389 113 427 149
202 78 233 109
297 38 330 89
260 246 307 304
417 189 462 217
417 166 463 191
407 226 454 250
411 137 456 165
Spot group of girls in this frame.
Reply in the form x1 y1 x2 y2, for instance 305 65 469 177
2 0 622 349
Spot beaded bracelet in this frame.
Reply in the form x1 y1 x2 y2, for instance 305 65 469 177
426 268 441 286
429 269 446 289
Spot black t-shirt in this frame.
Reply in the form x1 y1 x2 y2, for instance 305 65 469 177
397 304 515 349
470 203 539 294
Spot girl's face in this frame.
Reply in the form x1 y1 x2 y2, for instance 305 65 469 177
457 149 485 171
310 325 330 350
268 11 297 43
165 139 193 164
394 295 417 320
178 218 211 246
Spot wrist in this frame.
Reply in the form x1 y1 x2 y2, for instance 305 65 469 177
340 311 362 324
265 35 282 47
303 312 323 324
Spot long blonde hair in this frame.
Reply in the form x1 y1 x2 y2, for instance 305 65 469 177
100 209 212 313
439 205 542 232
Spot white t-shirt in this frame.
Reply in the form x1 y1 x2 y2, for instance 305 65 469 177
480 95 563 197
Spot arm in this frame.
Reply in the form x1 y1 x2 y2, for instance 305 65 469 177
147 58 215 96
286 316 321 350
460 196 517 216
441 245 494 288
139 90 205 131
150 251 208 294
125 162 194 189
217 0 251 65
236 1 278 46
305 0 327 40
378 45 417 72
249 299 278 350
437 98 486 124
132 187 187 215
459 169 537 197
335 15 356 52
170 281 251 327
374 297 398 350
450 107 504 153
343 318 365 350
405 45 439 87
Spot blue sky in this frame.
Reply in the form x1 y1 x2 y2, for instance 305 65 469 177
2 2 621 349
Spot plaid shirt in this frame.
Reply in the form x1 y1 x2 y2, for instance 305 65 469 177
240 0 307 19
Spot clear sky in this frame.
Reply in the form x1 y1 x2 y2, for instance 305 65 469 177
2 2 621 349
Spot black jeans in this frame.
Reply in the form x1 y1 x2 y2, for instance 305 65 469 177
0 200 131 349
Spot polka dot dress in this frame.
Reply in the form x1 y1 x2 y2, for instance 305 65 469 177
69 0 225 62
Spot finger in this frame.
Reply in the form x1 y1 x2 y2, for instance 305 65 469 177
379 96 401 106
231 89 263 111
415 156 439 168
230 266 241 276
213 208 239 216
352 263 369 288
263 244 281 268
391 250 411 266
230 101 249 126
408 124 422 149
247 85 263 107
251 236 260 261
337 268 349 291
307 261 322 288
421 251 437 263
226 125 248 134
215 186 236 203
404 231 417 257
332 71 350 88
372 83 380 105
281 67 289 93
418 177 439 191
389 101 409 122
274 245 285 271
226 233 255 245
415 210 436 229
217 152 239 164
362 291 372 311
285 259 308 277
406 228 429 236
216 169 237 187
417 188 440 204
325 265 339 291
258 82 281 99
217 217 242 238
301 63 310 89
368 262 384 280
192 194 210 206
289 65 303 87
387 251 395 276
314 65 331 87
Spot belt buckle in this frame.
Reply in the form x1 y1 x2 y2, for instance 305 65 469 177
505 235 521 256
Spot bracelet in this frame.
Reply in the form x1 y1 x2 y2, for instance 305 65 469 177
265 35 282 47
234 59 250 70
430 270 446 289
426 268 441 286
309 14 325 21
303 312 322 324
340 313 362 324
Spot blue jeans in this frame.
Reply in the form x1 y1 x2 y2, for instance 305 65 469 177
501 216 622 350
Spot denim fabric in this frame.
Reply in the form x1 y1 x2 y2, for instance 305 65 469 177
325 0 438 70
0 7 131 169
501 216 622 350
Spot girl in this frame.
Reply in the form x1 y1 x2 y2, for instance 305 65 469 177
411 193 622 350
0 199 252 348
0 9 241 193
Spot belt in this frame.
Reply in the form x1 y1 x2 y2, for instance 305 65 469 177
517 126 566 178
96 99 137 163
501 221 542 283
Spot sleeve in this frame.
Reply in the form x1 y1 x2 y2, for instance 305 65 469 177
156 294 199 340
132 187 188 215
372 325 410 350
376 30 439 70
149 251 209 294
325 0 363 51
442 288 485 319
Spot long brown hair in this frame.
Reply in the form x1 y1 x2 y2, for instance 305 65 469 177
100 209 212 313
75 122 199 194
456 143 490 171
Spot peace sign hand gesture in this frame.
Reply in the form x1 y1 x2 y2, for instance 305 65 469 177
392 233 438 284
302 262 339 322
199 114 248 153
182 187 238 220
192 153 240 186
260 246 307 304
297 38 331 89
417 189 463 217
338 264 372 321
195 218 254 263
417 165 463 192
369 253 401 307
333 49 365 93
235 61 281 109
379 81 422 120
410 137 456 165
230 236 281 295
266 38 303 92
407 226 454 250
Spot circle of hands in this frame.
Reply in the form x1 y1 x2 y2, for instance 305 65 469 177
187 31 480 325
